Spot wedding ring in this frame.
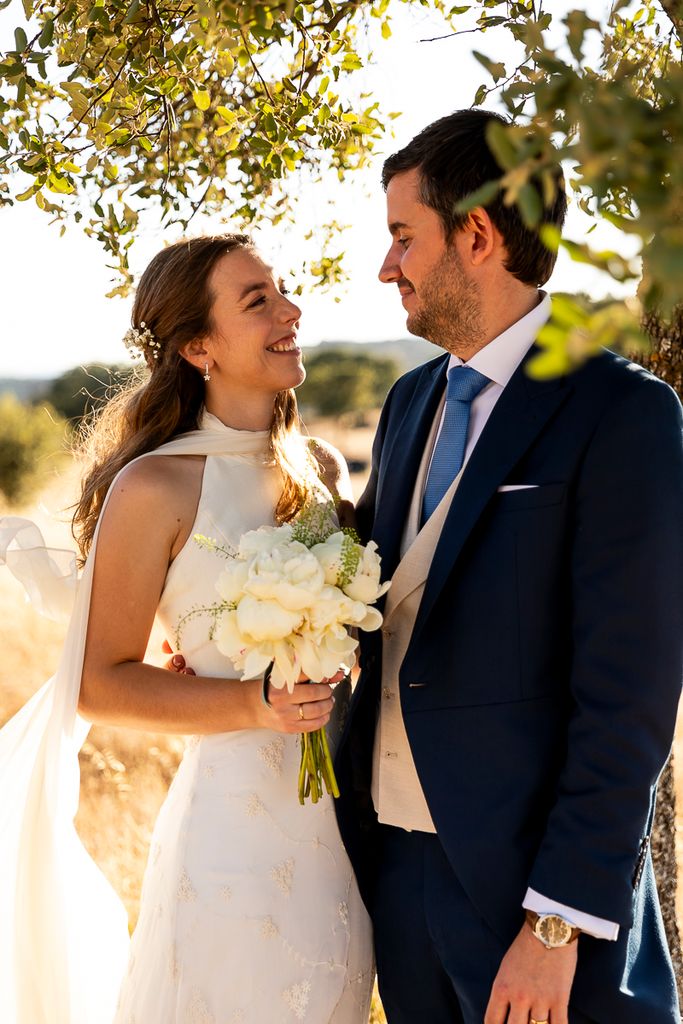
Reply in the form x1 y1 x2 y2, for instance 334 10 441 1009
298 704 305 721
530 1018 549 1024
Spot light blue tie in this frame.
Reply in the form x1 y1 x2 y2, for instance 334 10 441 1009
421 365 490 524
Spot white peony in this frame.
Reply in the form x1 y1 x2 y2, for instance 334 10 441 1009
236 594 304 642
243 540 325 611
310 532 346 586
342 539 390 604
238 523 293 558
215 561 250 605
214 608 243 659
183 516 391 697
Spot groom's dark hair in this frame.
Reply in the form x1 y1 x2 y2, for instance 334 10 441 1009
382 108 567 287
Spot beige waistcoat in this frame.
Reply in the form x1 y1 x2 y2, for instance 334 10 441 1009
371 401 465 832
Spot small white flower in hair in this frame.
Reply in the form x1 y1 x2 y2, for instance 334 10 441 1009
122 322 162 360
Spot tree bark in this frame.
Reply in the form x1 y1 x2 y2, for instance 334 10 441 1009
633 304 683 1001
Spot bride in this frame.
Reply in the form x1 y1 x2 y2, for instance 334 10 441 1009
0 234 373 1024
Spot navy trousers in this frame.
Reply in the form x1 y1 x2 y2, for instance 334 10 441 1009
372 826 597 1024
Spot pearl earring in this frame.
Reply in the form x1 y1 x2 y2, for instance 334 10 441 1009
203 363 211 382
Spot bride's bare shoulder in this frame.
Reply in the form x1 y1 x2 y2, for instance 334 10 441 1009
103 454 206 536
114 453 205 494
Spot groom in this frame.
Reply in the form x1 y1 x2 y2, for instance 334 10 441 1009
334 109 683 1024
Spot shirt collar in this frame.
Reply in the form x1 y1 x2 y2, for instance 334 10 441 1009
448 290 551 387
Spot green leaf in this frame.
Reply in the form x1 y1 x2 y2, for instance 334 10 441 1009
47 173 74 194
517 183 543 226
454 179 500 213
193 89 211 111
14 26 28 52
21 0 32 20
473 50 505 81
485 120 518 170
123 0 140 24
38 18 54 48
341 52 362 72
216 106 237 129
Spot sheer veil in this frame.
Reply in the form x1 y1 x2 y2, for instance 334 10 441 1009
0 424 264 1024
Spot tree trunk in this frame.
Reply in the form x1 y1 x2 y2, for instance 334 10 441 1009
633 306 683 1000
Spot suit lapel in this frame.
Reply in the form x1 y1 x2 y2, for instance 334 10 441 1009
372 355 448 581
410 354 573 643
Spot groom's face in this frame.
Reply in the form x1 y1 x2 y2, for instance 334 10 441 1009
379 168 448 319
379 168 482 352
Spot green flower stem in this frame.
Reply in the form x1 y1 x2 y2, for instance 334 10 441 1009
319 725 340 798
297 724 340 805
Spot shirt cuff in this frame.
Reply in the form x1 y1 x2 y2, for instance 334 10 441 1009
523 888 619 941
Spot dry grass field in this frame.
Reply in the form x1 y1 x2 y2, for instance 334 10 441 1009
0 418 680 1023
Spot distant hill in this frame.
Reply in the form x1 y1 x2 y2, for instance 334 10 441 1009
0 378 52 401
308 337 440 372
0 339 440 404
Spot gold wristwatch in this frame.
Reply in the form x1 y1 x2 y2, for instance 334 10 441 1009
525 910 581 949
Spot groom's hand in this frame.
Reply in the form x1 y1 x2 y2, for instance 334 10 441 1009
484 923 578 1024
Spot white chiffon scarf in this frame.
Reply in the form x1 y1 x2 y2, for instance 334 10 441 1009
0 422 271 1024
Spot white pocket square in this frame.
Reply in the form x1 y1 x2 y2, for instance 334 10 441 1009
497 484 539 492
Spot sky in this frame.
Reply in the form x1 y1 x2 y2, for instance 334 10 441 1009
0 2 637 379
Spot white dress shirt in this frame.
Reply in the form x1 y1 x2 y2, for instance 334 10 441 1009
427 291 618 941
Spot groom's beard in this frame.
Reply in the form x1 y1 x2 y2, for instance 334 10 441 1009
407 246 485 356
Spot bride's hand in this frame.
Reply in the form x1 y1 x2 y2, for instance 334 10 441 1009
261 674 338 734
162 642 340 733
161 639 196 675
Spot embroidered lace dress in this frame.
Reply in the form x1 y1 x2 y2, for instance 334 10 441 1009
113 415 373 1024
0 414 372 1024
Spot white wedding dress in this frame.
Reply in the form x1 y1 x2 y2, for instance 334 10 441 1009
114 417 373 1023
0 415 373 1024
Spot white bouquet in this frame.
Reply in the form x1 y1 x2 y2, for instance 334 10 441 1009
175 502 390 804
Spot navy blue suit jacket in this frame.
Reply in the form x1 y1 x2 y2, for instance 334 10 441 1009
334 346 683 1021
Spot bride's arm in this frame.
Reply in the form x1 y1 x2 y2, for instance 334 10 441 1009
79 456 334 735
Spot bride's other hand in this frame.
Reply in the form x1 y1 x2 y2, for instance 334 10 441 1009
162 639 196 676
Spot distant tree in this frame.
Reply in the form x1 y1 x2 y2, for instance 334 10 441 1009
0 394 66 504
40 363 138 423
298 348 399 420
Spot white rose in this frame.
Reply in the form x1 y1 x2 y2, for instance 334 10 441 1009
236 594 304 641
243 541 325 611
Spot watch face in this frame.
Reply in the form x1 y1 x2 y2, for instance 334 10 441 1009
537 915 573 947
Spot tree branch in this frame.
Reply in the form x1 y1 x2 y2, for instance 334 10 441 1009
659 0 683 41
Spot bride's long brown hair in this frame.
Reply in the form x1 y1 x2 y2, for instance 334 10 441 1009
73 234 319 561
